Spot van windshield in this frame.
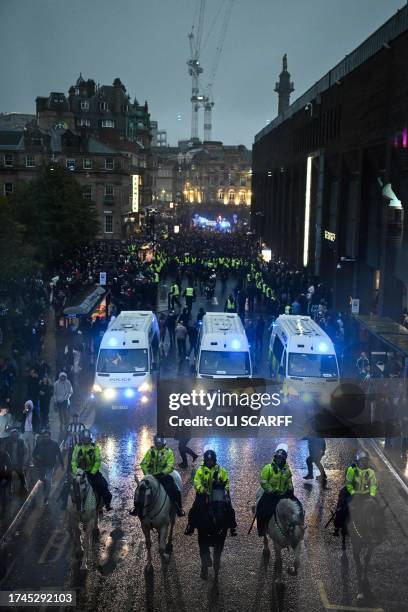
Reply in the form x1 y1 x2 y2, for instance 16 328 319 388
199 350 251 376
288 353 338 378
97 349 148 374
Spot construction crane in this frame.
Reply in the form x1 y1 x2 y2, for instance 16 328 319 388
187 0 206 141
202 0 234 141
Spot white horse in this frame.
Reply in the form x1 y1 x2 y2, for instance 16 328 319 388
134 471 182 573
255 488 305 582
67 464 109 571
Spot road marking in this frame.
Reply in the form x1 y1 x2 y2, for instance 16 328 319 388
317 580 384 612
369 439 408 497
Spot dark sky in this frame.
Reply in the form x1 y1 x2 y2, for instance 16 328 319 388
0 0 404 148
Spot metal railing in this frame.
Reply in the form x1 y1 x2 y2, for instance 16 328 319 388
255 5 408 143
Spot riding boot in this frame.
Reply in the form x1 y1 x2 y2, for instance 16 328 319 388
174 490 185 517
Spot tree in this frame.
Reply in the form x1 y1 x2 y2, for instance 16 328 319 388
0 196 37 282
13 164 99 265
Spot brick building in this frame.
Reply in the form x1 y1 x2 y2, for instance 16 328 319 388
0 76 152 238
252 6 408 320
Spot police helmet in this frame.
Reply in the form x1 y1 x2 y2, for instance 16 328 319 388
81 429 92 442
203 449 217 465
154 435 166 448
356 449 369 463
274 443 288 460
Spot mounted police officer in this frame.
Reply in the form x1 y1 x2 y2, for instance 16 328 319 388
333 449 377 535
71 429 112 511
185 449 237 536
256 443 301 536
130 435 184 517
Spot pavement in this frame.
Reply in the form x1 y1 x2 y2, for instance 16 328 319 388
0 276 408 611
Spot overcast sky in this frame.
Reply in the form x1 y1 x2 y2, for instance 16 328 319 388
0 0 404 147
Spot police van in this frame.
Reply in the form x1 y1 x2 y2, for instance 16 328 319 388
92 311 159 407
196 313 252 378
268 315 339 398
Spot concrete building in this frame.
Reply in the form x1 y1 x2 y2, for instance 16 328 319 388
252 6 408 320
151 120 168 147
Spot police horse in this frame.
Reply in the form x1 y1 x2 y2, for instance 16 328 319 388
195 484 232 581
338 496 384 601
67 465 108 571
255 489 305 583
134 471 182 573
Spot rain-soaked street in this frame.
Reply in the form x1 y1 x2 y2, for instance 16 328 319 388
1 278 408 612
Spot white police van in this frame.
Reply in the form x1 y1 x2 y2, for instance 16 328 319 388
269 315 339 398
92 311 159 408
196 313 252 378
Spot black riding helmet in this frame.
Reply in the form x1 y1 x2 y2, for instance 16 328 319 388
203 449 217 467
154 435 166 449
81 429 92 443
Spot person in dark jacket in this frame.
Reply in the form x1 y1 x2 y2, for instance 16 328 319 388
4 429 27 492
33 430 64 504
303 438 327 481
38 376 53 429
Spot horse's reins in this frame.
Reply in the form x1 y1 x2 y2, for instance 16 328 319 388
139 482 168 520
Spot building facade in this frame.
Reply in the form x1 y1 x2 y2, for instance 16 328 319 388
0 125 143 239
252 6 408 320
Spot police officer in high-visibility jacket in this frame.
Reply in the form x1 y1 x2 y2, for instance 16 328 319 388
71 429 112 511
130 435 184 517
183 285 196 313
256 443 301 536
184 450 237 536
333 449 377 535
169 282 181 309
224 294 236 313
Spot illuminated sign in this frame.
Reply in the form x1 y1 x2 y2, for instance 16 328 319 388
324 230 336 242
132 175 140 213
303 156 313 267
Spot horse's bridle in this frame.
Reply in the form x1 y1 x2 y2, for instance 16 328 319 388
138 480 168 521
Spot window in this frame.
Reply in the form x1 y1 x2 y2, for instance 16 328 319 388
4 154 13 167
77 118 90 127
218 190 224 200
31 138 43 146
101 119 115 128
229 191 235 201
83 158 92 170
66 159 76 171
105 158 114 170
240 176 247 186
104 215 113 233
80 100 89 110
288 353 338 379
272 336 284 364
239 192 246 204
104 185 114 201
97 349 148 373
25 155 35 167
82 185 92 200
199 351 251 377
4 183 13 196
99 101 109 111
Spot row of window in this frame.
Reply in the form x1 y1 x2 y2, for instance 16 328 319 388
218 190 247 202
82 185 116 201
66 157 116 171
2 154 36 167
78 100 129 113
77 118 115 128
1 154 119 170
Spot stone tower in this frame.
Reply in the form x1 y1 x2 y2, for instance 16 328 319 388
274 54 294 115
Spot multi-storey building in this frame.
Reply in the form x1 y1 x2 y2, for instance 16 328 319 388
0 124 142 239
252 6 408 319
0 76 152 238
150 140 252 209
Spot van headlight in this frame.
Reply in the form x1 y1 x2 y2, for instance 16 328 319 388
138 382 151 393
103 388 117 400
92 383 102 393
